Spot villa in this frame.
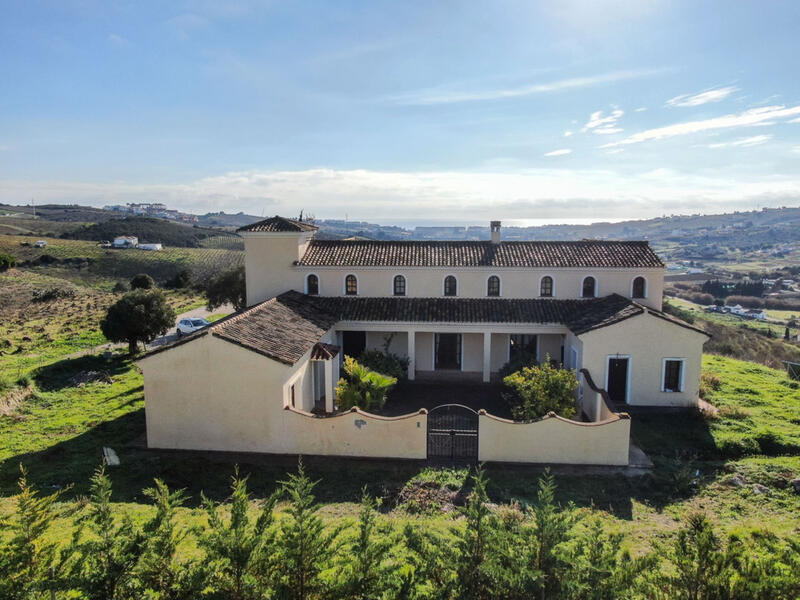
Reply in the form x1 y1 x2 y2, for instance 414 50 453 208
139 217 709 466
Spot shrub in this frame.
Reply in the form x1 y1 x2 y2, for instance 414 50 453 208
32 286 76 302
503 359 578 421
726 295 764 308
357 349 408 380
335 356 397 412
699 372 722 399
15 375 31 388
130 273 155 290
498 349 538 378
0 252 16 271
112 281 129 293
165 268 192 289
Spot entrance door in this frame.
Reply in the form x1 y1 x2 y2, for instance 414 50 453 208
607 357 629 404
435 333 461 370
342 331 366 359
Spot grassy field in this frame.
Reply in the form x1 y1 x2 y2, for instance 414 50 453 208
0 233 244 284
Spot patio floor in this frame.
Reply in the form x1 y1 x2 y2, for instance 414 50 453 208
378 380 513 419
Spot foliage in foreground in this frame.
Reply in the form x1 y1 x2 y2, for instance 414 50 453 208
503 358 578 421
335 356 398 412
203 265 247 312
3 462 800 600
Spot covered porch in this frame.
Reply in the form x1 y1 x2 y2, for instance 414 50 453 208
336 323 573 383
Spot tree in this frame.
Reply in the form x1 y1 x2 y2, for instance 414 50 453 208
335 487 396 599
134 479 206 599
67 465 146 600
200 468 279 600
0 252 16 272
335 356 398 412
273 459 341 600
100 289 176 354
130 273 155 290
453 467 507 600
503 358 578 421
204 266 246 312
0 465 65 600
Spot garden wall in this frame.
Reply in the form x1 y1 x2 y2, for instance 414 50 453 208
478 411 630 466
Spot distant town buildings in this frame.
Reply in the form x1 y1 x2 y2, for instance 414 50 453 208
103 203 198 223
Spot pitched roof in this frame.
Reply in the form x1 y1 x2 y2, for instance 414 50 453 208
297 239 663 268
238 215 319 233
209 292 338 364
141 294 705 365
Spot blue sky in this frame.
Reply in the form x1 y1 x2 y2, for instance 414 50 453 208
1 0 800 225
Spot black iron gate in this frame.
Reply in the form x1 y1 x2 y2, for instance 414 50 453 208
427 404 479 463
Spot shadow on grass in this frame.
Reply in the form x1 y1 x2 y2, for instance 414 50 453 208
1 406 717 519
32 354 132 391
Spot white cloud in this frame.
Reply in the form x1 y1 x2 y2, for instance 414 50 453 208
544 149 572 157
708 134 772 149
390 69 664 105
634 107 647 112
603 104 800 148
563 131 573 137
582 109 624 134
108 33 130 47
666 85 738 107
4 167 800 224
790 117 800 123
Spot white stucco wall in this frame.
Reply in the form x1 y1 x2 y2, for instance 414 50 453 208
462 333 483 372
243 233 313 306
579 311 708 407
478 412 630 465
295 267 663 309
538 334 564 364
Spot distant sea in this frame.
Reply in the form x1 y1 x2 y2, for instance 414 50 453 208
376 217 629 229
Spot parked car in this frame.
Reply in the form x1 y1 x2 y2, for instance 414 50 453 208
176 318 210 336
34 240 47 248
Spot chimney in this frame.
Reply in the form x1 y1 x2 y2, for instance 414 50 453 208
490 221 501 244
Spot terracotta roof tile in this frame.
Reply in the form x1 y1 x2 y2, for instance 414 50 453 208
238 216 319 233
297 240 663 269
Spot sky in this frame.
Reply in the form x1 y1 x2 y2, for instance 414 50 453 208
1 0 800 226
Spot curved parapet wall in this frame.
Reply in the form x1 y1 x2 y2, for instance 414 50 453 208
279 406 428 459
478 411 630 466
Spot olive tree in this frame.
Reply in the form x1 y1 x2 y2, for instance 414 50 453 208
100 289 176 355
204 266 246 312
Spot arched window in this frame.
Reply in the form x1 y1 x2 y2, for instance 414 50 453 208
345 274 358 296
632 276 646 299
487 275 500 297
393 274 406 296
306 274 319 296
443 275 457 297
582 276 596 298
540 276 553 297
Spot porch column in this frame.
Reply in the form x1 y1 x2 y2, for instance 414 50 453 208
407 331 416 381
482 332 491 383
324 358 335 413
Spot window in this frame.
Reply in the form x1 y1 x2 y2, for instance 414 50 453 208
510 334 537 361
290 384 296 408
540 276 553 297
632 276 646 299
487 275 500 297
306 274 319 296
444 275 457 296
345 274 358 296
662 359 684 392
582 276 596 298
393 274 406 296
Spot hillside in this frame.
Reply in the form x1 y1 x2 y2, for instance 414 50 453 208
63 216 237 248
